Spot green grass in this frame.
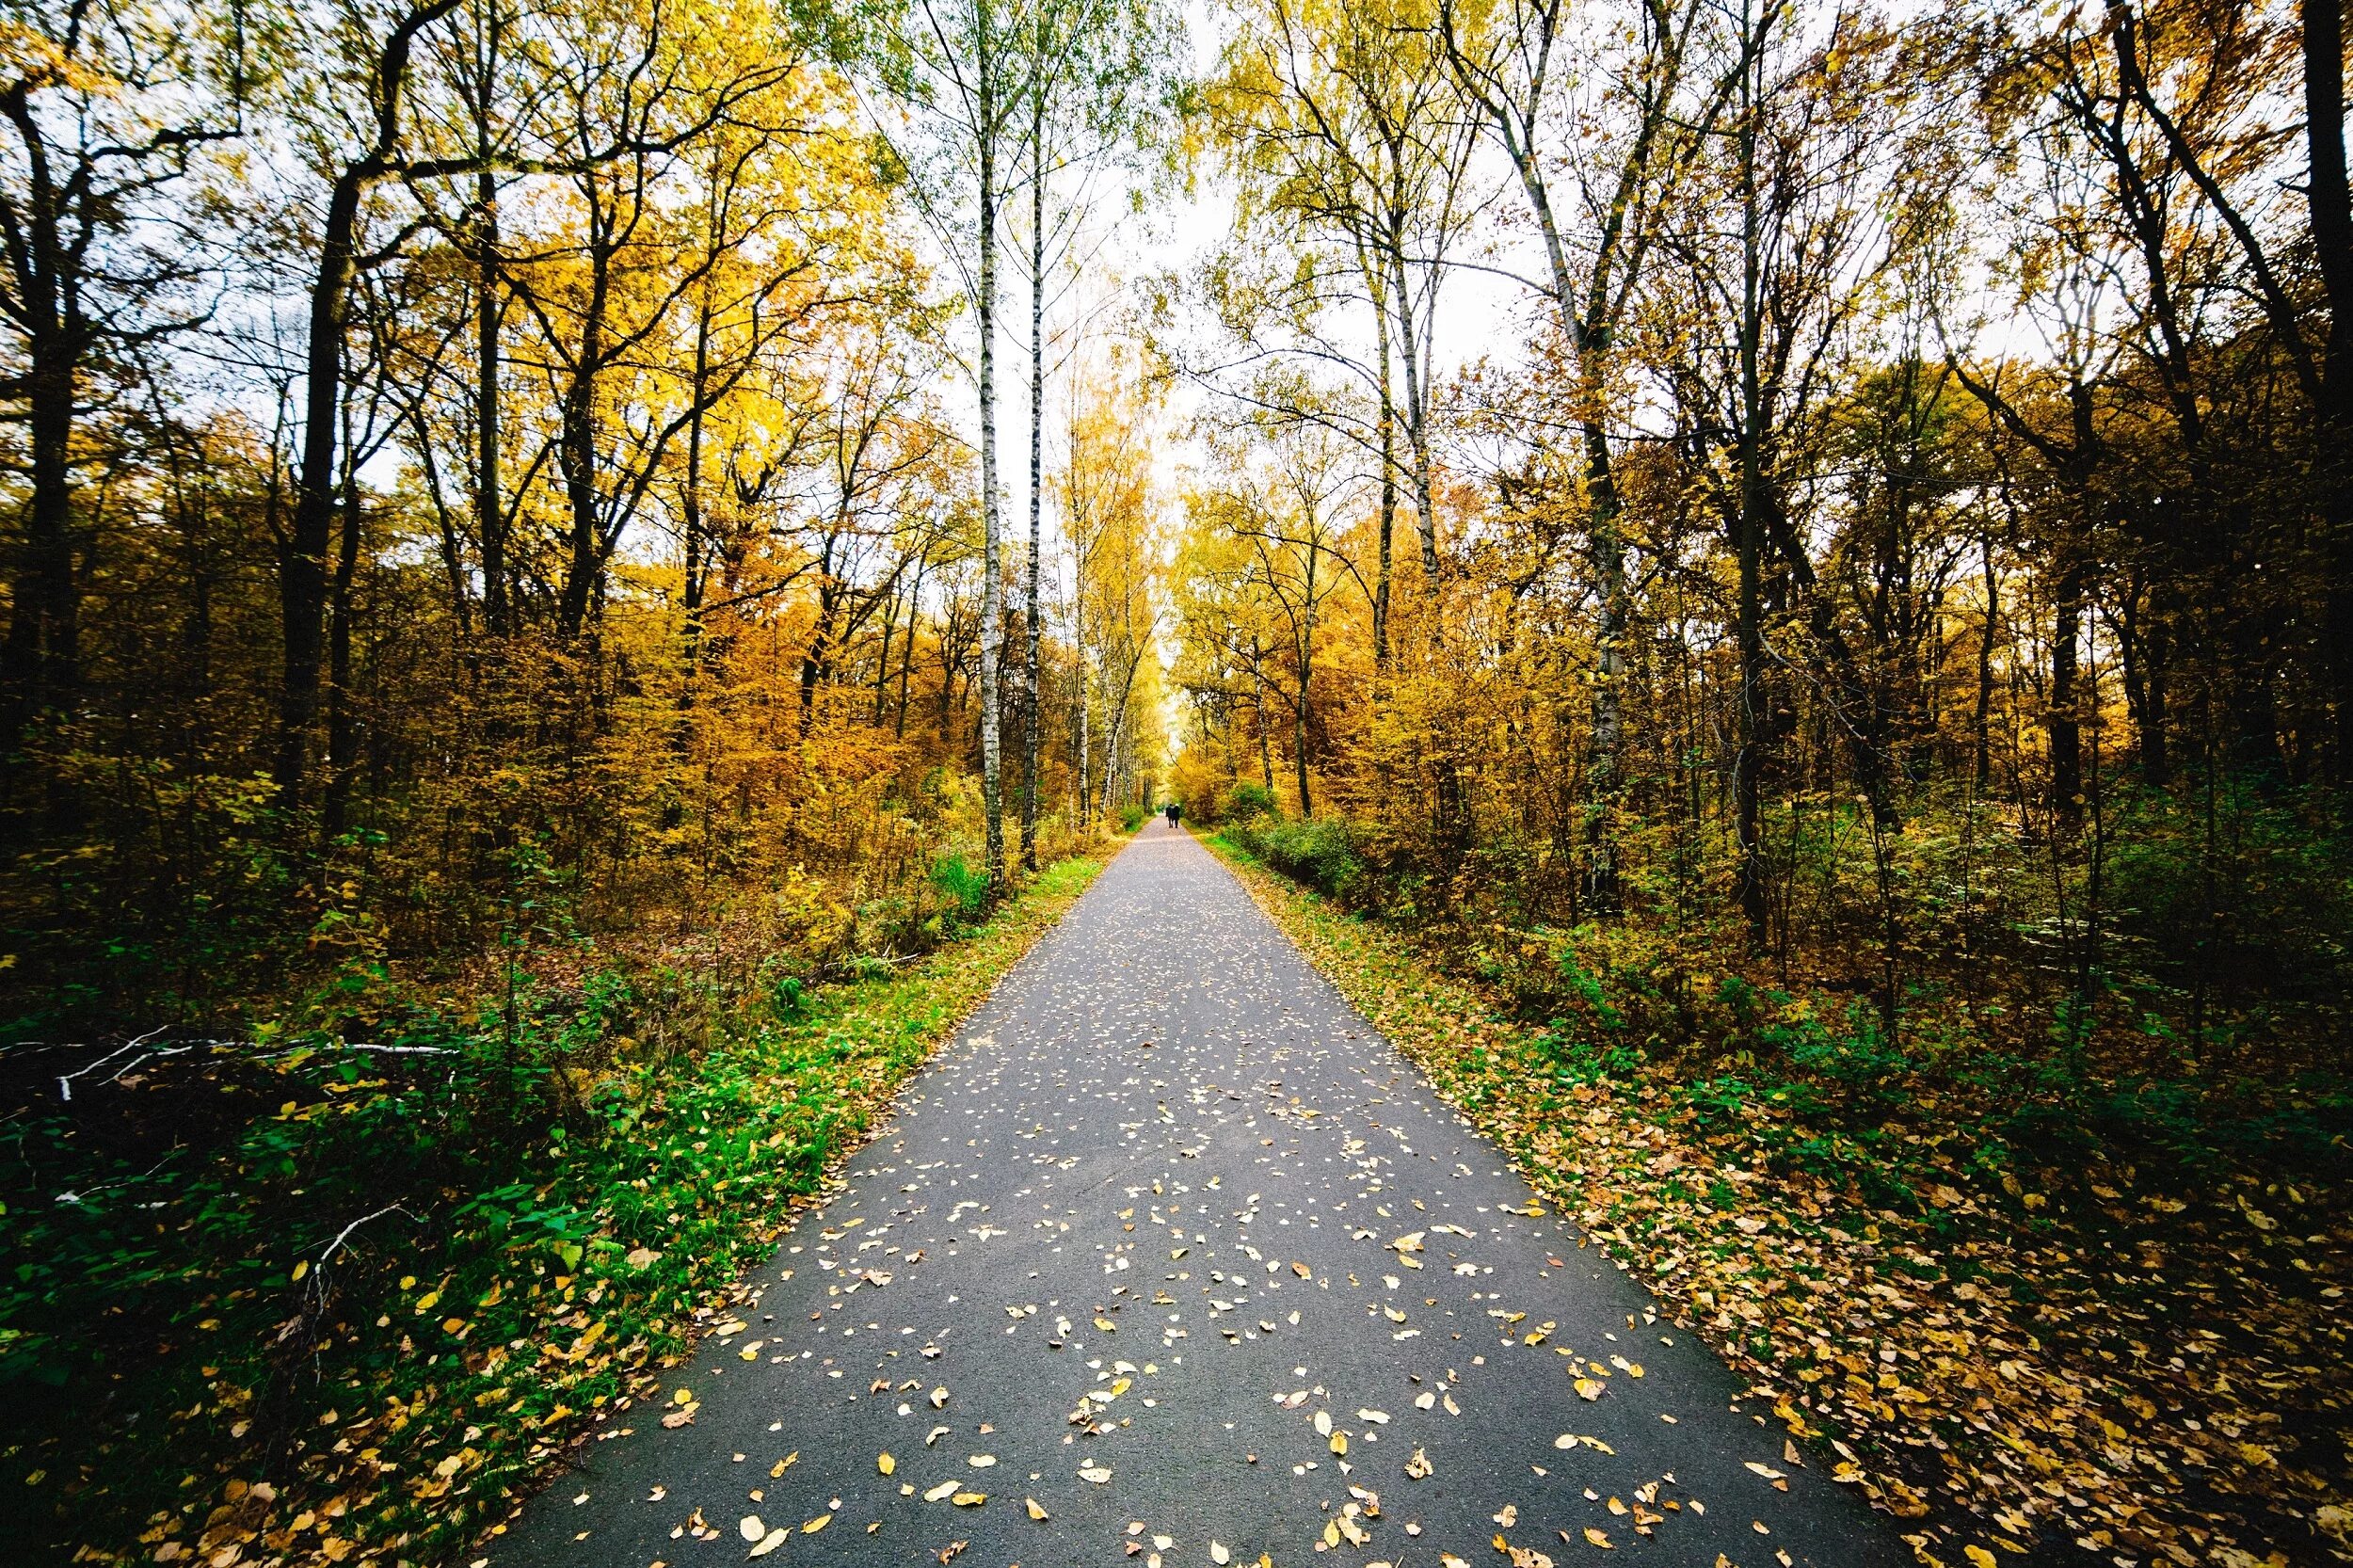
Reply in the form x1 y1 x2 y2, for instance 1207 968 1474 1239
1 855 1102 1568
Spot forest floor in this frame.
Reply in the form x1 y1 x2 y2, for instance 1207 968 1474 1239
482 819 1902 1568
1204 836 2353 1568
4 857 1107 1568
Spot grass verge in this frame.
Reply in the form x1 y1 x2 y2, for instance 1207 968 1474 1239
2 855 1105 1568
1206 831 2349 1568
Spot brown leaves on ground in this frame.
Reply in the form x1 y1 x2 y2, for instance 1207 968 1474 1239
70 868 1103 1568
1219 848 2351 1568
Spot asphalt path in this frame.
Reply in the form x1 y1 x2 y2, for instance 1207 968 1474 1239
487 820 1905 1568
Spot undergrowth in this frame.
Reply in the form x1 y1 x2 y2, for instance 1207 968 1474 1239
1209 830 2352 1568
0 856 1105 1568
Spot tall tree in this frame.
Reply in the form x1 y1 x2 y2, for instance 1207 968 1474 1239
888 0 1054 894
1011 0 1176 867
0 0 228 743
1438 0 1728 913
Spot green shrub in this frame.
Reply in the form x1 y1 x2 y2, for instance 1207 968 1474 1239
929 853 989 919
1224 781 1277 822
1761 1001 1910 1099
765 968 808 1018
1538 1028 1645 1082
2103 779 2353 1016
1239 815 1362 898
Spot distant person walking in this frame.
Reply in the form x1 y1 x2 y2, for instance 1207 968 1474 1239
1164 802 1183 826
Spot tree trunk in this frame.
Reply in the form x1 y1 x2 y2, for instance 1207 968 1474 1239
1296 543 1319 817
1387 240 1440 588
897 565 923 738
1022 81 1047 872
555 232 610 640
977 46 1007 894
324 477 365 838
474 52 508 635
873 584 898 727
1256 672 1274 791
1077 633 1091 828
2050 555 2085 835
799 538 841 733
4 353 80 729
1583 421 1625 917
1371 295 1396 671
1733 31 1769 940
680 268 716 719
2305 0 2353 774
280 0 461 794
1976 534 1997 791
282 165 370 797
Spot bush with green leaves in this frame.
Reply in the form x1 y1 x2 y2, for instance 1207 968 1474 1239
1228 813 1362 898
928 853 991 920
1223 781 1277 823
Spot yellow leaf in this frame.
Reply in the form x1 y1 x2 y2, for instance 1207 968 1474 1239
800 1513 830 1533
1025 1497 1048 1521
877 1453 894 1476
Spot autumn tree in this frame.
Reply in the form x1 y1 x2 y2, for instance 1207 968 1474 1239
0 0 232 749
